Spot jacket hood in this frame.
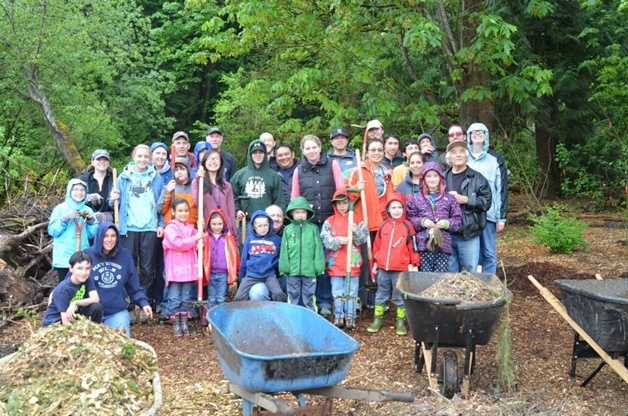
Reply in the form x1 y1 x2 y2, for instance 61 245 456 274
207 208 229 234
246 140 269 170
250 209 274 237
285 196 314 221
418 133 436 148
122 161 157 177
420 161 447 197
65 178 89 209
331 189 351 216
385 192 407 220
467 122 490 152
92 221 120 254
194 142 212 166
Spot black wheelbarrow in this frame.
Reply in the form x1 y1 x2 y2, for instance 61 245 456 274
552 277 628 386
208 301 414 415
397 272 511 398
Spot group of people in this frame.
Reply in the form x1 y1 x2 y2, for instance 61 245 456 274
44 121 507 338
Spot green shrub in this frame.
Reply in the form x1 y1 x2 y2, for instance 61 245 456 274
530 204 589 254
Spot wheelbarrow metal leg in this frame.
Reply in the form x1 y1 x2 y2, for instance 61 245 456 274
414 342 424 373
581 361 606 387
299 386 414 403
230 383 297 416
430 326 440 377
462 329 474 398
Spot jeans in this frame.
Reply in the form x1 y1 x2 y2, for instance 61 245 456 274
120 231 157 301
449 234 480 273
478 221 498 274
235 275 286 302
207 272 228 308
249 277 287 301
154 236 166 307
373 270 403 307
330 276 359 319
165 281 194 317
314 274 332 310
103 309 131 337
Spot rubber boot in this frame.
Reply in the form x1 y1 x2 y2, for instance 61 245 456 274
396 306 407 336
367 304 385 333
181 313 191 337
173 314 183 338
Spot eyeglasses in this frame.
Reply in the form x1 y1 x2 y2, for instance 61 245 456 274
470 130 485 136
206 157 220 163
368 148 384 153
448 132 464 138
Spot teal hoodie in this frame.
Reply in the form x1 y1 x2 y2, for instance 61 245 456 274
230 140 286 214
279 197 325 278
47 178 98 268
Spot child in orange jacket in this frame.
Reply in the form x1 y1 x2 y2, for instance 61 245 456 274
367 193 420 336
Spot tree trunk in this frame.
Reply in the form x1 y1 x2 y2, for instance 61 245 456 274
23 66 86 175
535 120 560 198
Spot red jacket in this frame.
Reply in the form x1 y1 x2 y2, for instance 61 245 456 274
373 193 420 271
345 160 393 232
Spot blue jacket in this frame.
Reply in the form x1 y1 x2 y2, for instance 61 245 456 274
466 122 503 223
86 222 150 316
48 178 99 268
238 210 282 280
114 162 164 236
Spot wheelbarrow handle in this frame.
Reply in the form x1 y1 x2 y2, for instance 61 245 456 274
300 386 415 403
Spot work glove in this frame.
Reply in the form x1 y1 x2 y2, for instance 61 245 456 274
86 193 103 204
426 227 444 252
94 212 114 223
61 210 79 222
83 212 95 224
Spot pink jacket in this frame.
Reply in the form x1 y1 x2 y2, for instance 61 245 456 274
163 219 199 285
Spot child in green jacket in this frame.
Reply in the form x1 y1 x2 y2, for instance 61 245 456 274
279 196 325 311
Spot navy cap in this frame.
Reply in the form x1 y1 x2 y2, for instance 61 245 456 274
330 128 349 140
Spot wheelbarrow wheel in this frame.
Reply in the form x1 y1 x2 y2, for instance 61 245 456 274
439 351 458 398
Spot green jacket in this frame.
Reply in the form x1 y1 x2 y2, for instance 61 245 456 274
279 197 325 278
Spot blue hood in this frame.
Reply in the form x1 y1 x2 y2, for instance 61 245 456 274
467 122 490 152
92 221 120 255
250 210 274 237
193 141 212 166
65 178 89 210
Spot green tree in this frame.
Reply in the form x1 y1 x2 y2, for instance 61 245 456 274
0 0 172 175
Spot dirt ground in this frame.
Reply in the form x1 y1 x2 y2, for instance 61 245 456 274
1 200 627 415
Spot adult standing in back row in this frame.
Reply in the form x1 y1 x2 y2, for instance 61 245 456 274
206 127 237 181
291 134 344 318
466 122 504 274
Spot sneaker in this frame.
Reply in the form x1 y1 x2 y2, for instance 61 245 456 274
320 307 332 318
345 317 355 330
334 317 345 328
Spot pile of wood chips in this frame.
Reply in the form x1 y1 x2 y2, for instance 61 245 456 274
420 272 503 303
0 318 158 415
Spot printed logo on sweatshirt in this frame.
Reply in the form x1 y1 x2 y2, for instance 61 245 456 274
249 240 278 256
92 262 123 288
244 177 266 199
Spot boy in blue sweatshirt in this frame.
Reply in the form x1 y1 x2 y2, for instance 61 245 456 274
234 210 286 302
42 251 103 327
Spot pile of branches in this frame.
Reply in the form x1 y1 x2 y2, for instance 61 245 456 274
0 191 61 326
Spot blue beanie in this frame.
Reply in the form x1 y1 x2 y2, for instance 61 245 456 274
150 142 169 154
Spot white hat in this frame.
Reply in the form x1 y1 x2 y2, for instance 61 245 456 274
366 119 383 130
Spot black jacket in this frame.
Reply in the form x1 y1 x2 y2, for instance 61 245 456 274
445 166 492 240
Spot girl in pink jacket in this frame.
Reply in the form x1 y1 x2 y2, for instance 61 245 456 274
163 198 205 337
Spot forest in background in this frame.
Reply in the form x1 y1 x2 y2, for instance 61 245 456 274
1 0 626 207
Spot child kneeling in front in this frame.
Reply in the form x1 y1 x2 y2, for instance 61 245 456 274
163 198 206 338
235 210 286 302
368 194 420 336
321 190 368 330
279 196 325 311
42 251 103 327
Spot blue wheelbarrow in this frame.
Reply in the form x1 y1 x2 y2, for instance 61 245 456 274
208 301 414 415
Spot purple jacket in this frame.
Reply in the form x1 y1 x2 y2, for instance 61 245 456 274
406 162 462 254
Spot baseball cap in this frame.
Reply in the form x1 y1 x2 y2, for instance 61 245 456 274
366 119 383 130
332 193 349 202
206 127 222 136
446 141 468 152
330 128 349 140
172 131 189 142
150 142 169 154
91 149 110 160
249 141 266 153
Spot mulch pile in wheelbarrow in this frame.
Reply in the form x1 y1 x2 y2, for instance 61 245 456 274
0 318 158 415
421 272 503 303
